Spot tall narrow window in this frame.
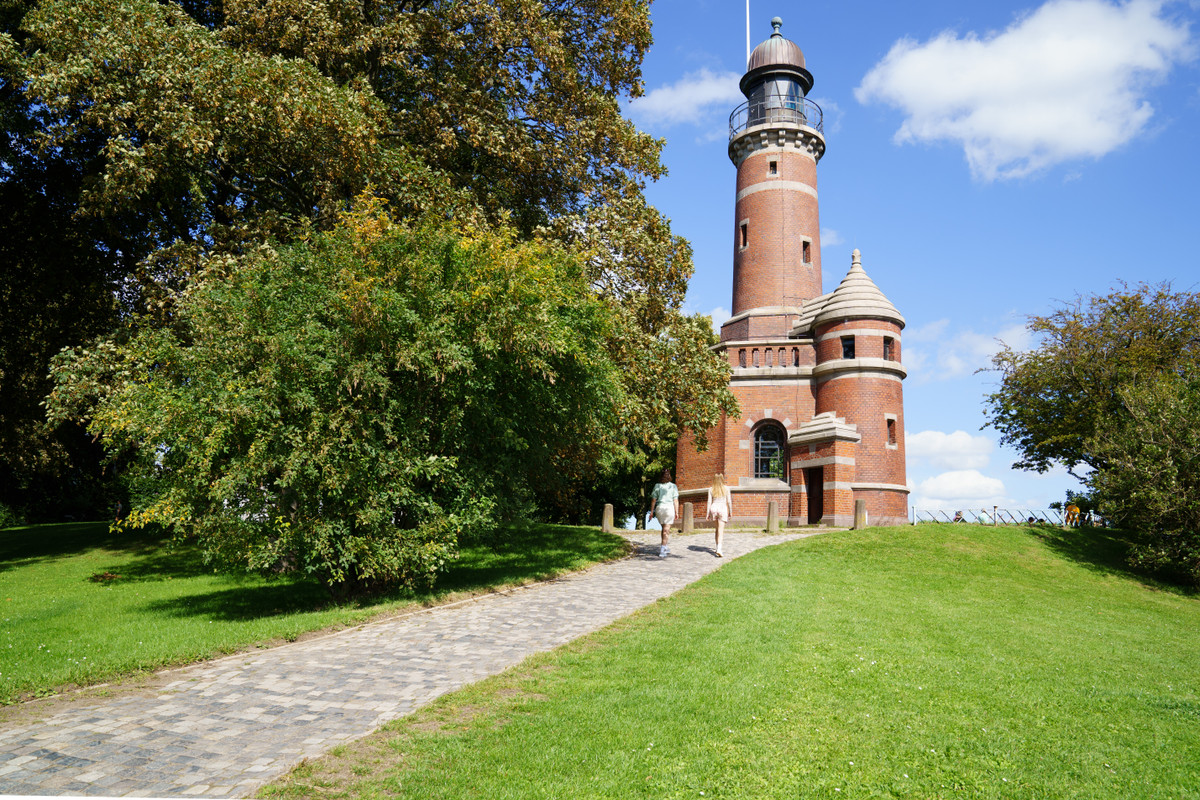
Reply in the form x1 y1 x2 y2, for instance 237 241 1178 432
802 240 811 264
739 222 748 249
887 418 898 446
841 336 855 359
754 424 788 479
738 349 747 368
768 159 778 175
752 348 760 367
792 347 800 367
883 337 895 361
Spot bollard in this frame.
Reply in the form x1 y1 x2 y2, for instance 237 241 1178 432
853 499 868 530
767 500 779 532
601 503 614 533
682 502 694 533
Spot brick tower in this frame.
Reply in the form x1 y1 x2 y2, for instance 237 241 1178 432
675 18 909 527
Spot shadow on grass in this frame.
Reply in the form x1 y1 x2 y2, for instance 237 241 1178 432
10 519 627 625
1029 525 1197 595
0 521 171 574
140 580 338 621
96 545 222 585
435 523 627 593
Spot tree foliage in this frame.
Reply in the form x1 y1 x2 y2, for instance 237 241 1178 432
1086 371 1200 585
984 283 1200 584
47 208 622 593
4 0 734 530
984 284 1200 477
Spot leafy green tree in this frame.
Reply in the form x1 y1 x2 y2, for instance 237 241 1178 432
47 207 621 594
984 283 1200 477
985 284 1200 583
6 0 735 521
1086 371 1200 584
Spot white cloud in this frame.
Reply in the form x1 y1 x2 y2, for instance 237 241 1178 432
820 228 845 247
809 97 843 134
708 306 731 332
906 321 1033 381
906 318 950 343
855 0 1194 180
630 68 743 127
913 469 1007 507
907 430 993 470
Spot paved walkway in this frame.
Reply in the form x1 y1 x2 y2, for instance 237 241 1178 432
0 530 805 798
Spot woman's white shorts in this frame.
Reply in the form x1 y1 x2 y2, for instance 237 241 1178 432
654 502 676 526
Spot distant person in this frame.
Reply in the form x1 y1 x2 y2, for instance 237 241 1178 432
648 469 680 558
952 511 965 523
1065 503 1080 527
706 473 733 557
977 509 991 524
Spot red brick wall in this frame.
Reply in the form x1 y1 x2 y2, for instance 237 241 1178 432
815 374 906 489
814 320 903 362
731 148 822 315
676 420 725 497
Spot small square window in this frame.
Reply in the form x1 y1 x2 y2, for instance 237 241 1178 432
841 336 855 359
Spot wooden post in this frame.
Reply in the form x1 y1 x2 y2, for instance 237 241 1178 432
682 502 694 533
767 500 779 532
853 499 868 530
601 503 614 533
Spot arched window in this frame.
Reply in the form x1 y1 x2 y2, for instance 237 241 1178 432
754 423 787 479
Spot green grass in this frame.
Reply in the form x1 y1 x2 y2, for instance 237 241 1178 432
0 520 627 704
262 524 1200 799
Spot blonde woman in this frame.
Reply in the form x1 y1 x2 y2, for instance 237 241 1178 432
706 474 732 557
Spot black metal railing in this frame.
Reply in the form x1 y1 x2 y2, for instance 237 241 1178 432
729 95 823 140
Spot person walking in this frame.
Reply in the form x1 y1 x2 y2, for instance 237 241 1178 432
647 469 680 558
706 474 732 557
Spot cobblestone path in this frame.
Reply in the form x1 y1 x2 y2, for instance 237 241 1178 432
0 530 805 798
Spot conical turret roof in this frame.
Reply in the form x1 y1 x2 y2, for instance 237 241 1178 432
794 250 905 333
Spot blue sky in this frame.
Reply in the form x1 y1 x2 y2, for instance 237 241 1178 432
627 0 1200 514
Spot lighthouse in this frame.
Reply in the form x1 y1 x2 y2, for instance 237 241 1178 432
674 18 909 528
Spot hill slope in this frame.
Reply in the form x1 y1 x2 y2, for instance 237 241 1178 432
267 524 1200 799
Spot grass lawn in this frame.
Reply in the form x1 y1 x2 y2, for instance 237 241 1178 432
263 524 1200 799
0 520 627 704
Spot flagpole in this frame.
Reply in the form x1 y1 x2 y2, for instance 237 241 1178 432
746 0 751 65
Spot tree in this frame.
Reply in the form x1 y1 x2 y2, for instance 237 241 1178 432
5 0 733 522
984 283 1200 477
47 206 623 594
1086 371 1200 584
984 283 1200 584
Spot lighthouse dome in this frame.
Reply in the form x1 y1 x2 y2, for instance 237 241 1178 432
740 17 814 97
747 17 806 72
